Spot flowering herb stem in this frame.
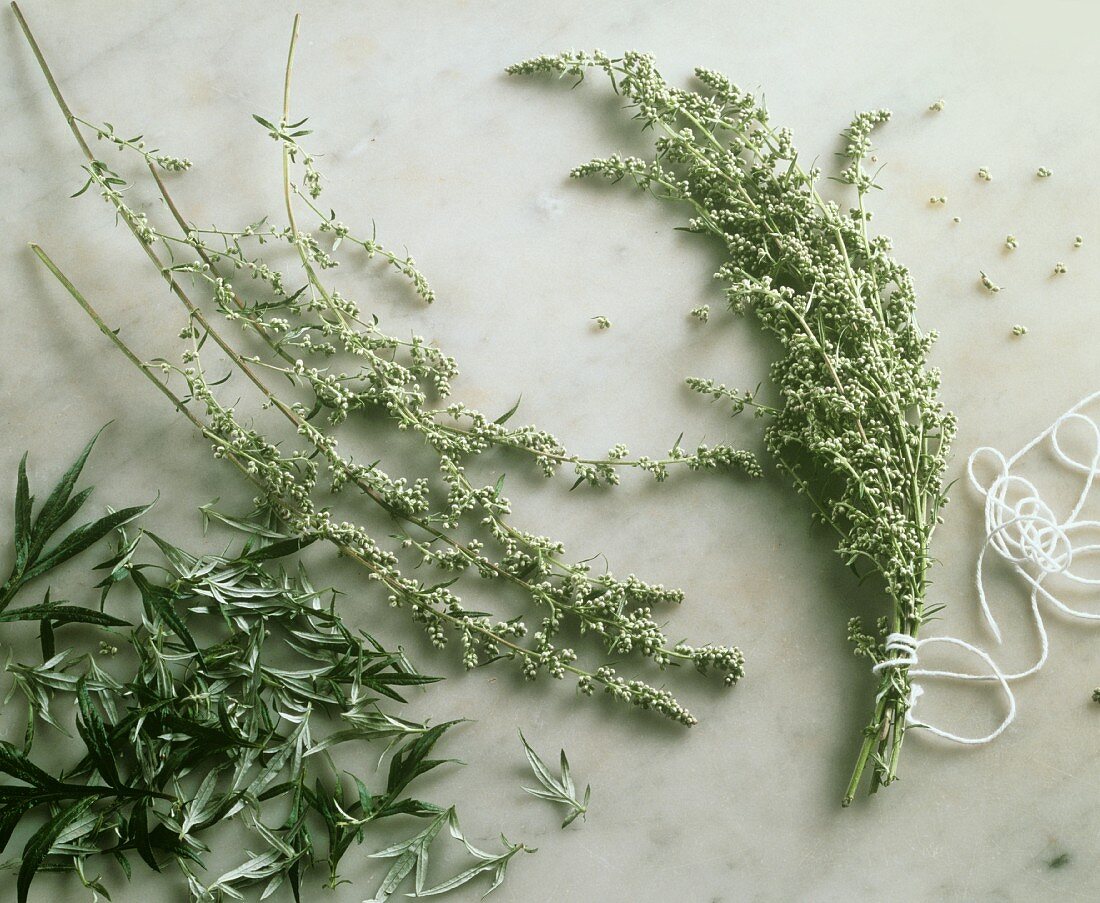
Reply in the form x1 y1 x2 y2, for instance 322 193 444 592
510 51 956 803
18 9 749 727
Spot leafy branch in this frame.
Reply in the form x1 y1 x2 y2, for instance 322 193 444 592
519 732 590 829
0 428 149 614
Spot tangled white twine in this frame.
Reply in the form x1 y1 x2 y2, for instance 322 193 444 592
967 389 1100 678
874 390 1100 745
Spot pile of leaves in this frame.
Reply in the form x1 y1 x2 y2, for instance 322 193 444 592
0 436 530 901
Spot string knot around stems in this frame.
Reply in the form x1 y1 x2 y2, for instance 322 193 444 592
863 392 1100 753
870 632 1016 746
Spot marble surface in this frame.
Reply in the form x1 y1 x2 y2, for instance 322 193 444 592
3 1 1100 900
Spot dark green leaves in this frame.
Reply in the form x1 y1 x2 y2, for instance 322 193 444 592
130 569 200 659
0 486 523 901
1 429 150 613
493 395 522 425
18 796 97 903
384 722 459 804
0 741 60 791
0 596 130 629
75 679 124 790
520 731 590 828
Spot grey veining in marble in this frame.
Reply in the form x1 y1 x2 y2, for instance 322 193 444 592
3 1 1100 901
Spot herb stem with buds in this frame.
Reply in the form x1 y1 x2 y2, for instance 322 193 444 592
18 9 749 727
510 51 955 801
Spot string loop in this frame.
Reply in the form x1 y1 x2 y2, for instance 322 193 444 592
872 632 1016 745
875 390 1100 746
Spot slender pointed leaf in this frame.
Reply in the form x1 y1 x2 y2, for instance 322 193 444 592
28 427 107 559
0 741 60 789
13 453 32 570
18 796 98 903
24 503 152 583
75 679 124 790
130 569 200 659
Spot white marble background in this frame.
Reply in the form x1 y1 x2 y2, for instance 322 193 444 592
3 1 1100 900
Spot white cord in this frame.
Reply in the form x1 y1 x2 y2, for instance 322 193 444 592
967 389 1100 676
873 632 1016 744
874 390 1100 745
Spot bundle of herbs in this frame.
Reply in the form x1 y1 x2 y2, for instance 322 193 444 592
15 8 753 728
0 436 533 901
508 51 956 802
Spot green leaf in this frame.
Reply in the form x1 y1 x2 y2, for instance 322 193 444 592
39 618 54 663
411 813 526 899
130 802 160 872
411 859 500 897
130 569 201 660
243 534 316 563
141 530 198 572
519 731 587 828
0 601 130 628
368 809 448 902
13 453 32 571
27 426 107 560
18 796 98 903
518 732 558 792
559 748 574 798
385 722 458 800
373 847 417 901
493 396 522 425
23 503 152 583
561 785 591 828
0 741 60 789
0 799 38 856
75 679 124 790
198 503 286 539
113 849 132 880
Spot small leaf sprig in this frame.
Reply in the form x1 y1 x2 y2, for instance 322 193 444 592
368 807 529 900
0 443 529 901
509 51 956 803
0 427 149 615
519 731 590 829
16 7 750 728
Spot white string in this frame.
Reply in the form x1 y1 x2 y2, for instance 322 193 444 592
873 632 1016 744
966 389 1100 678
872 390 1100 745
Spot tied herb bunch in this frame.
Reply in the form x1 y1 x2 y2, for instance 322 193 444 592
0 437 531 902
15 8 754 729
509 51 957 802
